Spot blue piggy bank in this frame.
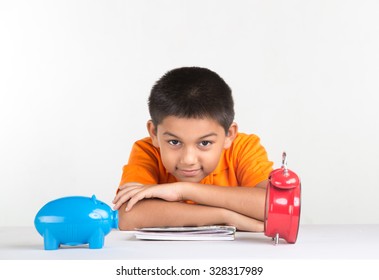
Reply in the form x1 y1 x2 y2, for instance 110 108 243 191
34 195 118 250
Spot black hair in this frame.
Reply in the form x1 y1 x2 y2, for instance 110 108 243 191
148 67 234 133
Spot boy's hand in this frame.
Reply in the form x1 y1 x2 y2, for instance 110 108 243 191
112 182 184 211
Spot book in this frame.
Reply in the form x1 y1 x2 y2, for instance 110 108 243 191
134 225 236 241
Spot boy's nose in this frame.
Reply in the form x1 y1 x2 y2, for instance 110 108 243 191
180 147 197 165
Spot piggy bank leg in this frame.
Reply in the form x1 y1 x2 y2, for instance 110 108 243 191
43 229 59 250
88 230 104 249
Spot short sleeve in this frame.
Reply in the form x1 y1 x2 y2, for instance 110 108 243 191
234 134 273 187
119 138 161 186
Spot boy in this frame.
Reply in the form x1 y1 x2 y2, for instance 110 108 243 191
113 67 273 232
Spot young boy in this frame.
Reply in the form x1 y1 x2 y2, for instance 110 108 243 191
113 67 273 232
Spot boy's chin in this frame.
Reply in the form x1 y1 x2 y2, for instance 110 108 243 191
174 176 204 184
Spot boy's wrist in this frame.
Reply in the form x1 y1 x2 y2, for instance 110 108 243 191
220 207 233 226
221 208 264 232
176 181 196 201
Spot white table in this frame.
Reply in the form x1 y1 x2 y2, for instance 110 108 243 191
1 224 378 260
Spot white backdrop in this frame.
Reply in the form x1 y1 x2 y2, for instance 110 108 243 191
1 0 378 227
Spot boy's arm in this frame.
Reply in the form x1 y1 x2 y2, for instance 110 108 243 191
181 180 268 221
117 198 264 232
114 180 268 222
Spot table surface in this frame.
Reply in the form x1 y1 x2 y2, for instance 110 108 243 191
1 225 378 260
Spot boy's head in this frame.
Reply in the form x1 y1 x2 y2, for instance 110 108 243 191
148 67 235 134
146 67 238 183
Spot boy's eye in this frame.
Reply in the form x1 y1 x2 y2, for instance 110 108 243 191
199 141 212 147
168 140 181 146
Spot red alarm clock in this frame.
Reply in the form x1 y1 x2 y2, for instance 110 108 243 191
264 152 301 245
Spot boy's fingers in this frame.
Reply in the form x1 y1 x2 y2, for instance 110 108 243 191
113 188 144 210
112 189 127 203
113 199 125 210
124 190 149 211
112 192 131 210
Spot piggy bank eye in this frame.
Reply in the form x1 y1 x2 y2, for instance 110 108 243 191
89 213 101 219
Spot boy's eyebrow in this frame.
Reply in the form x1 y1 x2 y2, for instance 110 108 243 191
162 132 218 139
162 132 181 139
198 133 218 139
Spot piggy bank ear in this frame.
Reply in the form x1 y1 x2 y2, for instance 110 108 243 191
223 122 238 149
91 195 98 204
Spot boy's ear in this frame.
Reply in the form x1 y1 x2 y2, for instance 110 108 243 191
147 120 159 147
224 122 238 149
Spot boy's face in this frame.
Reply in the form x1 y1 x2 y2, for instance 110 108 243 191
148 116 237 183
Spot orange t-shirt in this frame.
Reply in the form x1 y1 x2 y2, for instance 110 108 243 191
119 133 273 188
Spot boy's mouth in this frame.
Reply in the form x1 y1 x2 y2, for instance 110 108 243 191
177 168 202 177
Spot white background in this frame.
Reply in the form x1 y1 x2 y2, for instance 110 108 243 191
1 0 378 227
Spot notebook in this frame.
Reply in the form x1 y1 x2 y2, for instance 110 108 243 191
134 225 236 241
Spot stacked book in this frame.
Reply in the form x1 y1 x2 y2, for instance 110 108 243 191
134 225 236 241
